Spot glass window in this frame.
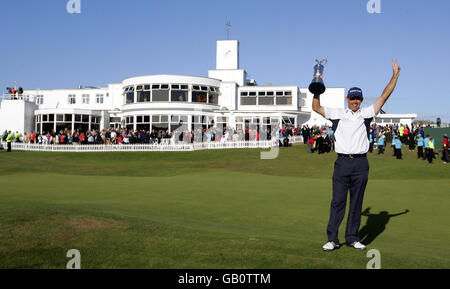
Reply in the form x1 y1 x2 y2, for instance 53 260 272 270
276 91 283 96
136 85 143 91
258 91 265 96
126 92 134 104
193 85 200 90
152 115 160 122
208 91 219 104
137 116 143 123
192 91 207 103
36 95 44 105
276 97 292 105
96 94 104 104
267 91 274 96
82 115 89 123
144 116 150 122
161 115 169 122
171 90 188 102
49 114 54 122
249 92 257 96
43 115 48 122
152 84 159 89
259 97 274 105
65 114 72 122
75 114 81 122
240 92 248 96
241 97 257 105
161 84 169 89
137 91 150 102
181 85 188 90
144 85 151 90
152 90 169 102
68 94 76 104
285 91 292 96
82 94 90 104
201 86 208 91
171 85 180 89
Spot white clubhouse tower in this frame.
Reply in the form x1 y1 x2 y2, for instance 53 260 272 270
0 40 415 135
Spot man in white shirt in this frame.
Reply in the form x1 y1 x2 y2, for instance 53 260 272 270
313 61 401 251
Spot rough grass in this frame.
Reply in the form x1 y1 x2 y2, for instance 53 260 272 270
0 144 449 268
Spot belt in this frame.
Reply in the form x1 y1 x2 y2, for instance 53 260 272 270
337 153 367 158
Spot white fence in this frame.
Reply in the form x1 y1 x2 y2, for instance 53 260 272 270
0 140 283 152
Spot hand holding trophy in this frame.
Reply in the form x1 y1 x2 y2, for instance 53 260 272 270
308 59 327 95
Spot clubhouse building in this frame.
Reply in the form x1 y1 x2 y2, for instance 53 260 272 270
0 40 416 135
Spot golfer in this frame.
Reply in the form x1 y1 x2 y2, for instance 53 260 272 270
313 60 401 251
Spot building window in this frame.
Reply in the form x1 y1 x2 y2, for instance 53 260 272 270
137 89 150 102
91 116 101 124
258 96 274 105
152 84 170 102
36 95 44 105
68 94 76 104
208 87 219 105
171 84 188 102
151 114 169 131
82 94 90 104
276 91 292 105
124 86 134 104
240 96 257 105
192 86 207 103
96 94 104 104
136 85 150 103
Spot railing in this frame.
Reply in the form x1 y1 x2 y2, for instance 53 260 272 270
0 140 282 152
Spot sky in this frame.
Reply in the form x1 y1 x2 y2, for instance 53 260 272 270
1 0 449 122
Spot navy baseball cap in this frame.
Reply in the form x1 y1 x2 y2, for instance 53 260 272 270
347 87 363 100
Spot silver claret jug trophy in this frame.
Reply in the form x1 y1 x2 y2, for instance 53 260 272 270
308 59 327 95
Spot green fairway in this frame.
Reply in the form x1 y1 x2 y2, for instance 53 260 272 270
0 145 449 269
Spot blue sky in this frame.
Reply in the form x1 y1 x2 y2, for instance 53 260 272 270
1 0 449 121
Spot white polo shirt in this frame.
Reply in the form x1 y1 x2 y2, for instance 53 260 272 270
324 105 376 154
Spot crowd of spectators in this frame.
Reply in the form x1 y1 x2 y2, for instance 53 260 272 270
299 123 449 164
1 125 289 146
2 123 448 164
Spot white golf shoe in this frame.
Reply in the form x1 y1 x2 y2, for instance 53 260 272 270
348 241 366 250
322 241 340 251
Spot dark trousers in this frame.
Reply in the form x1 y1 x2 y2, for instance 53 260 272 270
417 146 423 158
7 142 11 152
428 149 434 163
377 145 384 154
327 156 369 244
443 149 449 162
396 148 402 159
423 148 429 160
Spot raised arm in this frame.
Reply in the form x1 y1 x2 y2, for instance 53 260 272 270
312 94 325 118
373 60 401 115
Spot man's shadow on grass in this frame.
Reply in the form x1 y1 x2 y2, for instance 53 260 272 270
358 207 409 245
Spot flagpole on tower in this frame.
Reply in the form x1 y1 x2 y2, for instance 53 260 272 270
226 21 231 40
